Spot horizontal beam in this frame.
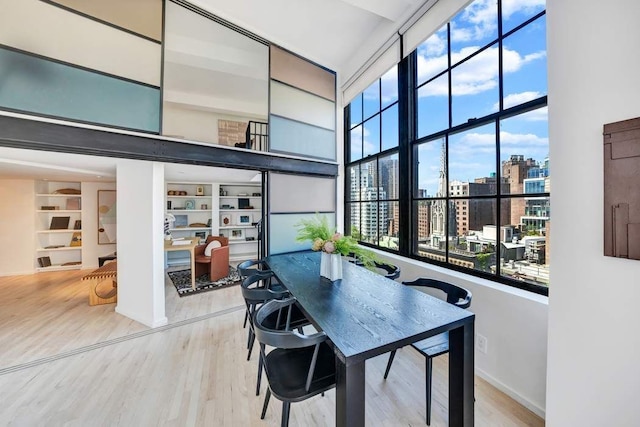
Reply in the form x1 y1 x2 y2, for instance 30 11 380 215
0 114 338 177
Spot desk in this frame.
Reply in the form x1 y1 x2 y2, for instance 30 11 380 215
164 238 199 290
265 251 475 427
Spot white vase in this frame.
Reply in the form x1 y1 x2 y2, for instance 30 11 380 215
320 252 343 281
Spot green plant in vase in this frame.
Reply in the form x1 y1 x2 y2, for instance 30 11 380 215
295 214 379 269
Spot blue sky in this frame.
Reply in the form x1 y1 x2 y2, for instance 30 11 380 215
351 0 548 197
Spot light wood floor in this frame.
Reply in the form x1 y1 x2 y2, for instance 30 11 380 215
0 270 544 426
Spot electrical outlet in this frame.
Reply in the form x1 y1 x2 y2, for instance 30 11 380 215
476 333 488 354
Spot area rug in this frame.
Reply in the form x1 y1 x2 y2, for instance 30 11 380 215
168 266 241 297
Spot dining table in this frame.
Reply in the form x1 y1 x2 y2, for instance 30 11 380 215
264 250 475 427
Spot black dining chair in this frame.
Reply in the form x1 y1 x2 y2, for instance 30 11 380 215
241 272 310 396
253 297 336 427
346 253 401 280
383 278 472 425
238 259 273 329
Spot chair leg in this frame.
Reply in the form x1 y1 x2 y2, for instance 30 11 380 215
243 309 248 328
256 354 263 396
383 349 397 379
281 401 291 427
426 357 433 425
247 332 255 361
261 388 271 419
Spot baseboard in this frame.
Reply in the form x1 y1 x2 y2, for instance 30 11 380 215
115 306 168 328
0 269 34 277
475 368 546 419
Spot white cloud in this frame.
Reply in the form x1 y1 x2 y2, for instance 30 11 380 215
499 130 547 146
502 0 546 21
450 0 497 43
417 46 545 99
495 91 541 110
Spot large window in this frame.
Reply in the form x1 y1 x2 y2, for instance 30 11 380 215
346 66 399 250
346 0 549 294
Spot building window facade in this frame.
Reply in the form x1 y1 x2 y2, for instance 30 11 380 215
345 0 549 295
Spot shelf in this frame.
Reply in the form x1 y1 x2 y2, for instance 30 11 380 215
166 195 212 199
167 209 210 213
219 225 256 229
36 210 81 213
36 193 81 197
36 247 81 252
219 209 261 213
229 240 258 245
36 229 82 234
230 253 258 262
219 196 261 199
36 264 82 272
170 227 211 231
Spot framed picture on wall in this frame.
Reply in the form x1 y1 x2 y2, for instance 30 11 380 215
239 213 251 224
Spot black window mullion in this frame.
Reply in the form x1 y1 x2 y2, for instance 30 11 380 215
398 50 414 256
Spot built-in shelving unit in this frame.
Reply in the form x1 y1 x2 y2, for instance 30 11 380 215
219 183 262 262
34 181 83 272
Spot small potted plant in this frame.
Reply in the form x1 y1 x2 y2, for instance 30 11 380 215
295 215 378 281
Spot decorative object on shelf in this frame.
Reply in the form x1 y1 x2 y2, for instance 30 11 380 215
200 204 208 210
164 213 176 240
74 220 82 230
54 188 81 195
221 214 232 226
174 214 188 228
245 236 255 241
194 231 206 243
189 222 208 228
221 204 233 209
179 190 188 196
70 232 82 247
239 214 251 224
98 190 117 245
37 256 52 267
66 197 80 210
230 229 244 240
50 216 70 230
295 214 379 281
206 218 212 227
40 205 59 210
196 185 204 196
238 192 248 196
238 198 250 209
44 245 64 249
167 200 172 210
168 190 176 195
185 199 195 210
252 192 261 196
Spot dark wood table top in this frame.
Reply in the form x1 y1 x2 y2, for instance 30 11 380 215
265 251 475 365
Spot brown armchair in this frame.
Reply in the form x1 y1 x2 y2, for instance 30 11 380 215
194 236 230 281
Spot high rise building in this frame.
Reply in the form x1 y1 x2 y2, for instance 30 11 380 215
502 155 537 225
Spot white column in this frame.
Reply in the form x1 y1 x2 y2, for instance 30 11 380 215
115 160 167 327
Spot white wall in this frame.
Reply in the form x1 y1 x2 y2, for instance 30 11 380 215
162 103 265 145
546 1 640 425
115 160 167 328
375 250 548 417
81 181 116 269
0 179 35 275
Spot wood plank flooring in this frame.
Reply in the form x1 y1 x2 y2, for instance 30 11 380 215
0 270 544 426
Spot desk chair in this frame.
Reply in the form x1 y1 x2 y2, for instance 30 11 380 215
254 298 336 427
383 278 472 425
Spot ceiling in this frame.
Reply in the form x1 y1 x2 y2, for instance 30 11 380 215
190 0 426 80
